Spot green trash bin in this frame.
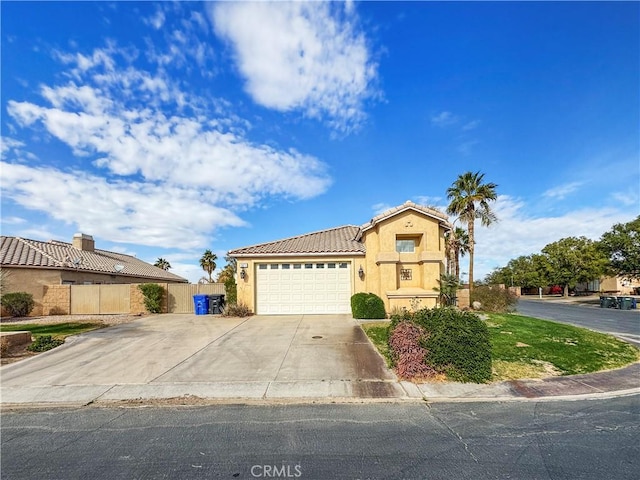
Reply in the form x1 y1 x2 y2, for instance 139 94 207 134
600 296 617 308
618 297 633 310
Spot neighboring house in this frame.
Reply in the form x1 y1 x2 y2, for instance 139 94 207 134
577 276 640 295
229 201 452 315
1 233 188 315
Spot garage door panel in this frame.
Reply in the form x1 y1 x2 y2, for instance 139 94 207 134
257 263 351 314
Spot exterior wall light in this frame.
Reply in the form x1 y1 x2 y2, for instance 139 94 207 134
239 262 248 281
358 265 365 279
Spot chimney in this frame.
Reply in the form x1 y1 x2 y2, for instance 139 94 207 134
72 233 95 252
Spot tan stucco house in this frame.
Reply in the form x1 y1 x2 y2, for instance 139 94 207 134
229 201 452 315
1 233 187 315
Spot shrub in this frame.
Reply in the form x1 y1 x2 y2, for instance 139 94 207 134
1 292 35 317
224 277 237 305
222 302 253 317
388 307 492 383
416 307 492 383
470 285 517 313
138 283 165 313
27 335 64 352
351 293 386 319
388 321 436 380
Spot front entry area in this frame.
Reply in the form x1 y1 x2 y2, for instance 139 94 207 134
255 262 352 314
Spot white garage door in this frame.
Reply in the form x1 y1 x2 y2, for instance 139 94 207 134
256 262 352 314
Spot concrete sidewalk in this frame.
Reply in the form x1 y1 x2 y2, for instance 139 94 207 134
2 362 638 407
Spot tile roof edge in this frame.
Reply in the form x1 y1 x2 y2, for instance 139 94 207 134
228 224 361 254
360 202 451 231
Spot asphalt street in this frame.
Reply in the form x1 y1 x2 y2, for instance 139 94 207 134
2 396 639 480
517 299 640 346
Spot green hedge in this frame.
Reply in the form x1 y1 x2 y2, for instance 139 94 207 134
138 283 164 313
1 292 35 317
351 292 386 319
389 307 492 383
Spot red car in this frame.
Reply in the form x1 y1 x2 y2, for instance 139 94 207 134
549 285 563 295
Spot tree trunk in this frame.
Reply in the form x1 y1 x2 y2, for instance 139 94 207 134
468 219 475 291
455 249 460 279
564 285 569 298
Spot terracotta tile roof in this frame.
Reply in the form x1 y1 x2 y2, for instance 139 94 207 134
357 200 451 240
229 202 452 257
0 236 188 282
229 225 365 257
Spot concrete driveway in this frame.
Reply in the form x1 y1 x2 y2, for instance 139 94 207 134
1 314 397 403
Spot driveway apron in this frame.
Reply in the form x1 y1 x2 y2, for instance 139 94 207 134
0 314 394 388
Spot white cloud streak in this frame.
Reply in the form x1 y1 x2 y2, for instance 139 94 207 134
542 181 583 199
3 43 332 250
0 162 245 249
430 111 458 127
209 1 378 133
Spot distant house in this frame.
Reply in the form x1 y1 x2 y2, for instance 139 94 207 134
229 201 452 314
1 233 187 315
577 276 640 295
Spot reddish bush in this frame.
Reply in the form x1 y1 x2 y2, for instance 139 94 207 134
388 321 436 380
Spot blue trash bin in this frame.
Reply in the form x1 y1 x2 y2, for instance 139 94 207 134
193 294 210 315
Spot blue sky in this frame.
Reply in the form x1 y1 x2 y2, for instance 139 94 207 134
2 1 638 283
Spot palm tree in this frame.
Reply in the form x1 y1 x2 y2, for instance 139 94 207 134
154 258 171 271
446 171 498 291
199 249 218 283
445 226 470 279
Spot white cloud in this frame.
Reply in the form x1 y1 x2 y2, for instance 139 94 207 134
462 120 480 131
430 111 458 127
414 196 447 212
1 136 37 161
610 188 640 207
0 216 27 225
371 203 392 215
1 137 24 158
471 195 635 279
209 1 378 133
0 162 245 249
145 8 166 30
457 140 478 156
542 181 583 199
3 41 334 250
13 227 57 241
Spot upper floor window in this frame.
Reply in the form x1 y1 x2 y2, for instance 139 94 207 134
396 239 416 253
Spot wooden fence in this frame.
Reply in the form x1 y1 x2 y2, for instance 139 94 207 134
167 283 226 313
70 284 131 314
45 283 226 315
